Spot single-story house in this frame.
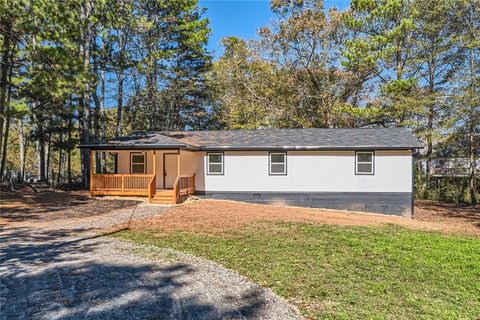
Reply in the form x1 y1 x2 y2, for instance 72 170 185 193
79 127 423 217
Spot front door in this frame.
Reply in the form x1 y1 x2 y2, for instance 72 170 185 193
163 153 178 189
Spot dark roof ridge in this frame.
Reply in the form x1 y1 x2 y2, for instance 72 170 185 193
162 127 409 134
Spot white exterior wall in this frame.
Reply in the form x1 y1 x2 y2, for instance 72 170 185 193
196 150 412 193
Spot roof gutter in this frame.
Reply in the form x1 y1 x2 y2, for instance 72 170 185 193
79 144 423 152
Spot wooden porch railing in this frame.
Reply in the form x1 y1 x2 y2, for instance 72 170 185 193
148 175 156 202
173 175 195 204
91 174 154 196
90 173 195 204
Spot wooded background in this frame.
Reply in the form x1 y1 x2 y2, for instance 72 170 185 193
0 0 478 203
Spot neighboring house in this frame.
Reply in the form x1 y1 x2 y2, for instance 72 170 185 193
418 157 480 177
79 128 423 217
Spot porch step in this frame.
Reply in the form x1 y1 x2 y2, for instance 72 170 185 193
151 198 175 204
155 189 174 196
151 189 175 204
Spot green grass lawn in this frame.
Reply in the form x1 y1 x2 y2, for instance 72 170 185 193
115 222 480 319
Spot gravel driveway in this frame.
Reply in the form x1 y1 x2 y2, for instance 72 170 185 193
0 202 300 320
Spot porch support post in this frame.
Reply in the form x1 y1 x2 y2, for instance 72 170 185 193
177 149 181 177
89 149 94 195
153 150 156 196
153 150 156 176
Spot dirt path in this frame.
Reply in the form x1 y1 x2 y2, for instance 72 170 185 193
0 202 300 320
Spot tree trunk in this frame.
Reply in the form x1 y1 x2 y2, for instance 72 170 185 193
29 0 45 181
469 119 477 205
425 108 433 181
18 117 25 182
45 130 52 182
0 50 13 180
115 30 125 137
57 132 63 186
79 0 94 188
67 115 72 187
425 55 436 193
145 27 157 130
100 31 107 173
468 47 477 205
92 32 102 174
22 140 29 182
0 104 11 179
116 70 124 137
0 14 12 160
93 63 100 142
36 116 46 181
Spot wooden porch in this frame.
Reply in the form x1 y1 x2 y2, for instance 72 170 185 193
88 150 195 204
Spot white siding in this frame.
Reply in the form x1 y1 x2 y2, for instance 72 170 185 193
197 150 412 193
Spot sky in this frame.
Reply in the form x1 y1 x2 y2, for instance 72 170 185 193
198 0 351 59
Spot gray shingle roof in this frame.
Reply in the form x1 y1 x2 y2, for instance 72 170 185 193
80 131 187 149
170 128 423 150
81 128 423 150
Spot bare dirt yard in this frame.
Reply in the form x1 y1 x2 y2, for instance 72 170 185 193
128 198 480 236
0 190 141 224
415 199 480 229
2 191 479 236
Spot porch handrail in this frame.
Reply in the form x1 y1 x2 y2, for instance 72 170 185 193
91 174 153 192
173 174 195 204
173 176 180 204
148 175 156 202
92 173 153 177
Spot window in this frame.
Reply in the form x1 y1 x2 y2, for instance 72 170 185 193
207 152 224 175
269 152 287 175
355 151 374 175
130 152 146 174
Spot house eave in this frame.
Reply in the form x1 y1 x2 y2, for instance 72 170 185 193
79 143 423 152
78 144 200 151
